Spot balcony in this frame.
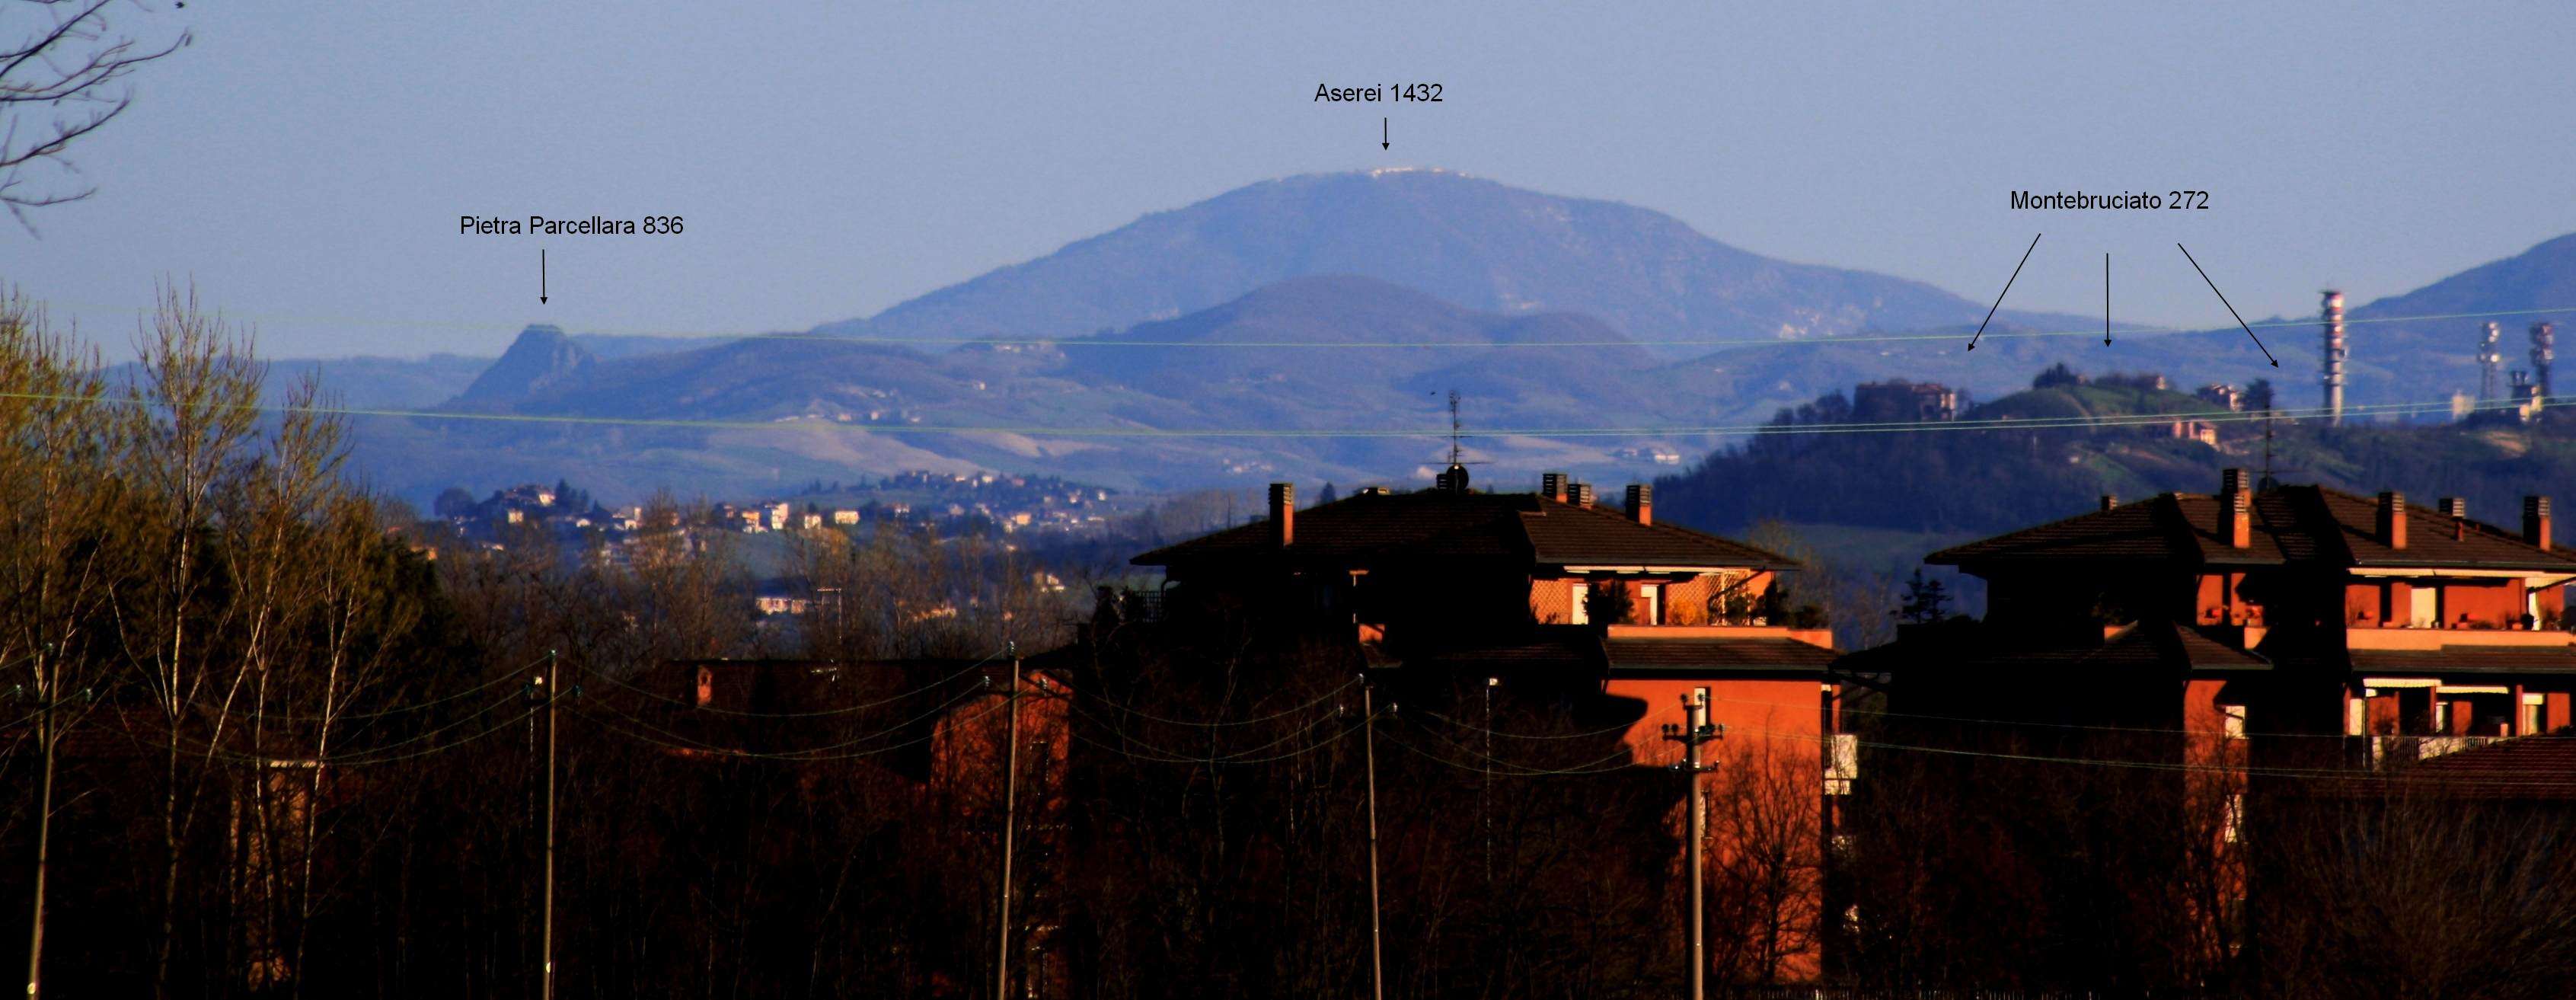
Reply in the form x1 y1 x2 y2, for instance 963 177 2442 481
2343 628 2576 651
2368 734 2505 766
1603 623 1836 650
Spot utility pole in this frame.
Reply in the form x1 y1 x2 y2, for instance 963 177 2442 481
995 642 1020 1000
1362 676 1386 1000
1661 688 1721 1000
24 646 56 1000
541 650 559 1000
1483 676 1496 887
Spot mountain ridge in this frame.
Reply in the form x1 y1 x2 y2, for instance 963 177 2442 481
813 169 2095 357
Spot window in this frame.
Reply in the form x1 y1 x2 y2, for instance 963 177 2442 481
2409 585 2437 628
1567 582 1588 625
1825 733 1859 795
2221 704 2247 740
1641 583 1661 625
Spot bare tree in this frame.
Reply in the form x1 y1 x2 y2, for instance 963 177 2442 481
115 284 262 998
1 0 189 227
0 287 124 1000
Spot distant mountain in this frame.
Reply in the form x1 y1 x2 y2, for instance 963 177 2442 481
2357 234 2576 321
357 276 1732 503
572 331 738 360
2335 233 2576 404
818 169 2087 359
327 170 2576 513
1061 275 1664 426
263 354 490 410
454 324 595 405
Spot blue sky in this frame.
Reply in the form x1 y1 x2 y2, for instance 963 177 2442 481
6 1 2574 359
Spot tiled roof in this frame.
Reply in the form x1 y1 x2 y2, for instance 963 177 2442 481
2304 734 2576 801
1605 635 1840 675
2403 734 2576 800
1519 502 1793 567
1412 631 1603 673
1835 620 2268 675
1930 485 2576 572
1132 490 1796 571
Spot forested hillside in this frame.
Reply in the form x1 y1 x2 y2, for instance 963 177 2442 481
1657 374 2576 539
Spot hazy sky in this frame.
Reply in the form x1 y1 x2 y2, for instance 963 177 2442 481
8 1 2575 359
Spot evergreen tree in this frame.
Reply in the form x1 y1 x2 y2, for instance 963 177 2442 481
1899 568 1951 625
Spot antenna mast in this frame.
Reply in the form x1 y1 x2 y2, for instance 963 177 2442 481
1448 389 1464 467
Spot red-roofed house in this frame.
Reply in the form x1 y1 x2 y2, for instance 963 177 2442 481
1922 469 2576 764
1831 471 2576 985
1134 471 1846 980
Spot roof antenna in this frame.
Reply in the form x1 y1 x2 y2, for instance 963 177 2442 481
1448 389 1466 468
1433 389 1483 491
2258 409 2278 491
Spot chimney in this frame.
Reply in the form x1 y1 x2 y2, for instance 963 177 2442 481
2533 322 2557 403
1569 483 1595 509
2322 291 2347 426
2222 490 2252 549
2376 490 2407 550
2099 494 2118 512
2438 497 2467 519
2220 468 2249 496
2525 496 2552 551
1624 484 1652 525
1541 471 1568 503
1267 482 1294 548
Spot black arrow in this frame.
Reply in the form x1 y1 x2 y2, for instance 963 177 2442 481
1381 117 1388 150
2104 252 2112 345
1965 232 2041 351
2176 242 2278 366
540 248 548 305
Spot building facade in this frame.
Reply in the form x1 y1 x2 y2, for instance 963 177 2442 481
1132 471 1846 981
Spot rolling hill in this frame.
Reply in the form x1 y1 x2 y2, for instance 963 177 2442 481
812 168 2093 357
270 171 2576 515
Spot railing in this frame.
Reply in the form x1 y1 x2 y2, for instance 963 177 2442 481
2367 733 2504 765
1092 586 1165 624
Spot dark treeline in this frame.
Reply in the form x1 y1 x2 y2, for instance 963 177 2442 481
1839 675 2576 1000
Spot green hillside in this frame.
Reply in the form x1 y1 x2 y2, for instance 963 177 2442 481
1656 375 2576 542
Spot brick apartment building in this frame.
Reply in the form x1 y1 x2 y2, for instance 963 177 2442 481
1835 468 2576 983
1132 470 1847 979
1896 469 2576 759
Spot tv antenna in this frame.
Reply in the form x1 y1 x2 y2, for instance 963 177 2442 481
2259 407 2278 491
1433 389 1489 490
1448 389 1467 467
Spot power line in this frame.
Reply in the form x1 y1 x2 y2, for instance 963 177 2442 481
43 296 2576 352
1065 711 1378 766
1080 677 1361 727
1409 708 2576 791
576 650 1003 718
1 387 2549 442
571 691 1014 762
1066 698 1355 764
571 673 1001 759
1419 705 1686 742
1696 690 2411 743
